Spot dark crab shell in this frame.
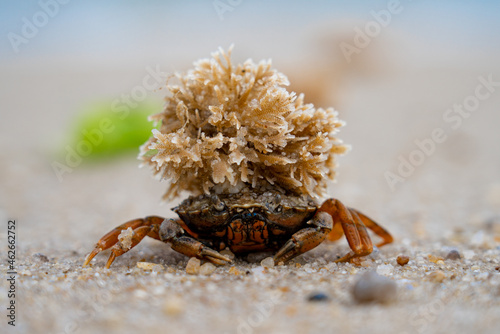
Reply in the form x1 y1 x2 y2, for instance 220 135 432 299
173 190 318 238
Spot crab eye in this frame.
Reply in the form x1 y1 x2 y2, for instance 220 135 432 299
267 194 282 213
273 194 281 205
210 195 226 212
214 202 225 211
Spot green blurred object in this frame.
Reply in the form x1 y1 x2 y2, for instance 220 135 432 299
70 100 161 159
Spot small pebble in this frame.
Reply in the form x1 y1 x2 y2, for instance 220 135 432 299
220 248 235 260
446 250 461 260
470 230 486 247
261 257 275 269
247 252 274 263
428 254 444 263
117 227 134 250
32 253 49 263
397 255 410 266
137 262 163 271
20 269 32 276
186 258 201 275
368 246 381 260
376 264 394 276
463 250 475 260
133 289 148 299
427 270 446 283
163 296 185 316
352 271 397 304
199 262 216 275
251 266 266 278
152 264 165 273
307 292 329 302
228 266 241 275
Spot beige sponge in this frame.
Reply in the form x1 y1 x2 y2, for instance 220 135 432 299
139 47 347 199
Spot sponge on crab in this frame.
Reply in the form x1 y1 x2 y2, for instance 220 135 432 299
139 47 348 199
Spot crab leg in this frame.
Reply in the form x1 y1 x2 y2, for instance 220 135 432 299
159 219 232 265
83 216 232 268
320 199 392 262
349 208 393 247
83 216 164 268
273 211 333 265
320 199 371 262
325 217 345 242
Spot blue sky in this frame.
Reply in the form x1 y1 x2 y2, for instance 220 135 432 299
1 0 499 64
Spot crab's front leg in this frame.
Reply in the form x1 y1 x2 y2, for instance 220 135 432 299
273 211 333 265
83 217 231 268
83 216 165 268
159 219 232 265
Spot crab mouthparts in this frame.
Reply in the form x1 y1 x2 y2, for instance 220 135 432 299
230 210 266 223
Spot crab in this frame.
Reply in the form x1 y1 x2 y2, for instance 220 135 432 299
83 189 393 268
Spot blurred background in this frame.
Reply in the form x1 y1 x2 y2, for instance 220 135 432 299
1 0 500 250
1 2 500 334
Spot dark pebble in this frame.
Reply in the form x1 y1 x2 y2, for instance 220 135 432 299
307 292 329 302
445 250 461 260
352 271 397 304
32 253 49 263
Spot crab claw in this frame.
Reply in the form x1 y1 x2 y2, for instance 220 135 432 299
274 211 332 265
83 247 103 267
273 228 325 264
200 247 232 263
105 252 117 269
82 216 164 268
170 236 232 265
273 238 300 265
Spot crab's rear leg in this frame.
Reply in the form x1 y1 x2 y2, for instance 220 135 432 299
83 216 164 268
273 211 333 264
320 199 393 262
349 208 393 247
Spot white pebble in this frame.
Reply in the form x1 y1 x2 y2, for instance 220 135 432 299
476 272 489 280
251 266 266 279
152 286 166 295
352 271 397 303
186 258 201 275
137 262 163 271
134 289 148 299
368 246 381 260
463 250 475 260
117 227 134 250
470 231 485 247
152 264 164 273
220 249 235 260
376 264 394 276
199 263 216 275
260 257 275 269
